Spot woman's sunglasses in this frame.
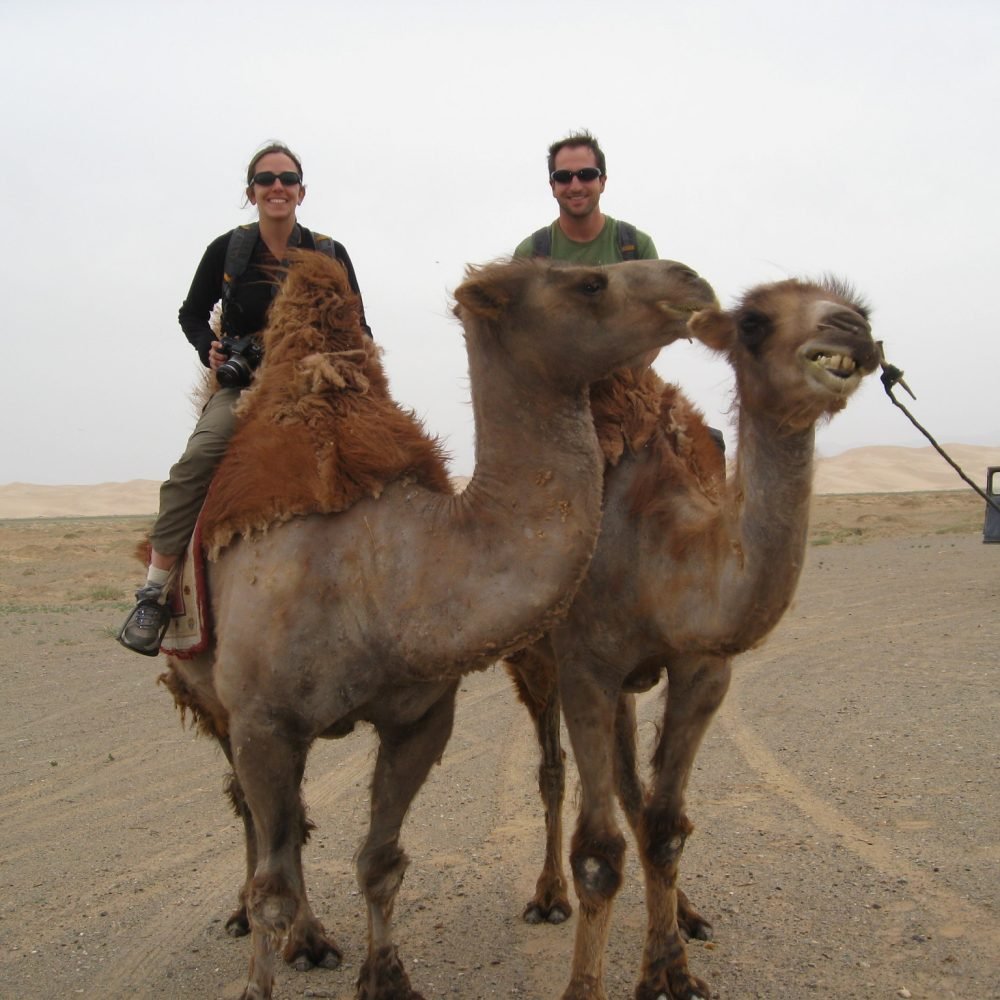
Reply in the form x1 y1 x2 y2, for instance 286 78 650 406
550 167 603 184
251 170 302 187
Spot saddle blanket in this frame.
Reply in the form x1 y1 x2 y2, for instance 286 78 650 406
160 520 211 659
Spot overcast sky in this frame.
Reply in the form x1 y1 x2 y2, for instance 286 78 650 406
3 0 997 486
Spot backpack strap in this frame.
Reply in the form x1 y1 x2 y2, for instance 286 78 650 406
309 231 337 259
531 226 552 257
616 220 639 261
219 223 259 335
222 223 259 301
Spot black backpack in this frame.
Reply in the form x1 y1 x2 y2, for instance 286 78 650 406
530 219 639 260
220 223 336 331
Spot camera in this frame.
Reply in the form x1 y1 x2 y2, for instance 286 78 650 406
216 336 264 388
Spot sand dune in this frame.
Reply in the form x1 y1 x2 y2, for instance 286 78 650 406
812 443 997 494
1 444 997 518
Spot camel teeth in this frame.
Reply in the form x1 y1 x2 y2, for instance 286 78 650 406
816 353 857 374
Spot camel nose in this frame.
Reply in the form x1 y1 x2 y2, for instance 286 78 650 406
821 307 871 339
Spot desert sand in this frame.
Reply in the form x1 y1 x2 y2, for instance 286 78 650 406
0 463 997 998
1 444 998 519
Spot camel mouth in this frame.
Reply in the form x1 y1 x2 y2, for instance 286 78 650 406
802 348 866 395
659 302 708 320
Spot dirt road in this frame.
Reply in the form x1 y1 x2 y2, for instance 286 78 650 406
1 491 997 999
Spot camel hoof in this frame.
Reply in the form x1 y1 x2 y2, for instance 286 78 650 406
317 949 342 970
286 936 343 972
226 910 251 938
522 902 571 925
687 922 713 943
291 951 341 972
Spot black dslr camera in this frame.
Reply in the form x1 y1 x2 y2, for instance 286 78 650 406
216 336 264 388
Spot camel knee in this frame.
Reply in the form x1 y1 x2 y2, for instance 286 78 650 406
358 842 409 907
569 828 625 905
640 809 695 871
248 874 297 938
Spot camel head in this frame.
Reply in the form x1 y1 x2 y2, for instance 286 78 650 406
689 277 880 430
453 258 716 390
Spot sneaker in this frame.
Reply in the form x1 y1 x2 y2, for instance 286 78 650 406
118 584 171 656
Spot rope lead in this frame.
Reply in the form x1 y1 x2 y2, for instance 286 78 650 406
877 343 1000 515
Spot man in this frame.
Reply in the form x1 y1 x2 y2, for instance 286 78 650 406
515 130 725 453
513 129 656 264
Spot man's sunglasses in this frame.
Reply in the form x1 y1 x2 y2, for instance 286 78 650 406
550 167 603 184
251 170 302 187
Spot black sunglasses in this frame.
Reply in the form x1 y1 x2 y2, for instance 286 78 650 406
251 170 302 187
550 167 603 184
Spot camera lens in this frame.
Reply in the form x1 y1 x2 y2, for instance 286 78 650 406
216 356 252 388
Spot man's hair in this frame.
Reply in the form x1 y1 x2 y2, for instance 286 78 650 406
547 130 607 177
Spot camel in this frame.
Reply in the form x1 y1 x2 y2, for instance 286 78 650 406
158 251 717 1000
503 277 880 1000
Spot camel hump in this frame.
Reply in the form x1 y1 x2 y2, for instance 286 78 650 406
199 252 451 558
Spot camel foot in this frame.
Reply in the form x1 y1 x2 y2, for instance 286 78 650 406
635 966 711 1000
561 975 607 1000
356 944 424 1000
226 906 250 938
285 920 343 972
677 889 713 942
522 897 572 925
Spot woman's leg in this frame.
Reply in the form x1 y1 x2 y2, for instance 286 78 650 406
119 387 241 656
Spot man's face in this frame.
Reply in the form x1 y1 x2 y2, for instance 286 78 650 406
550 146 606 219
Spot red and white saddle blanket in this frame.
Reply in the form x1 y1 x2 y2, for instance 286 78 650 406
160 520 212 659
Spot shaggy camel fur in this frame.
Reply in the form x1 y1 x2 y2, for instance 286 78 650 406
504 278 880 1000
159 251 716 1000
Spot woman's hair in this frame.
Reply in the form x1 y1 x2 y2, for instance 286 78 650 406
244 141 304 198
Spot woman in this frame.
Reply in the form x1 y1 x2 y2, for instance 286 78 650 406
119 141 370 656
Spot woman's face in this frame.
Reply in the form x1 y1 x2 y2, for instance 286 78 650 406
247 151 305 223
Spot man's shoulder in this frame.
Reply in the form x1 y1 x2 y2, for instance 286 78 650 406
513 226 551 259
605 216 657 260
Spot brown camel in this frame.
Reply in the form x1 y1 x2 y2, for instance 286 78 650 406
159 252 717 1000
504 277 880 1000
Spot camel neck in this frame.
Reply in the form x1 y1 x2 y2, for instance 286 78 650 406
717 413 817 646
439 320 605 661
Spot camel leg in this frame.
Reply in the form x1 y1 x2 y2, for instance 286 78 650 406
634 653 731 1000
356 683 457 1000
613 693 644 828
527 689 573 923
611 697 712 945
557 659 625 1000
222 765 256 938
220 738 343 969
507 646 573 925
228 716 312 1000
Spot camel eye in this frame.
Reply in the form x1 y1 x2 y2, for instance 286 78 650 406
737 309 772 352
580 275 607 296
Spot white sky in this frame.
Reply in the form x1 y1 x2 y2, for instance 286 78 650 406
3 0 998 485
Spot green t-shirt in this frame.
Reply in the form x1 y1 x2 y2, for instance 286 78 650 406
513 215 657 264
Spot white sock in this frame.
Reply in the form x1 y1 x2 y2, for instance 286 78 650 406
146 565 172 590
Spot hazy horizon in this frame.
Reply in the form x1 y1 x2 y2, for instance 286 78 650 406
4 0 998 485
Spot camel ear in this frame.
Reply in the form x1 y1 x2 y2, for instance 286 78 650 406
453 272 512 320
688 307 736 354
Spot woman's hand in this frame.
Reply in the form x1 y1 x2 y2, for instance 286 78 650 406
208 340 225 371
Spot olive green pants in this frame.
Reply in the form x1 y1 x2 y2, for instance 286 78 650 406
149 387 242 556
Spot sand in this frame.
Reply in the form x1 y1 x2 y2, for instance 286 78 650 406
1 444 997 519
0 470 997 998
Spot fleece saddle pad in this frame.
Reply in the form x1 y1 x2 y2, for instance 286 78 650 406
160 519 211 660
